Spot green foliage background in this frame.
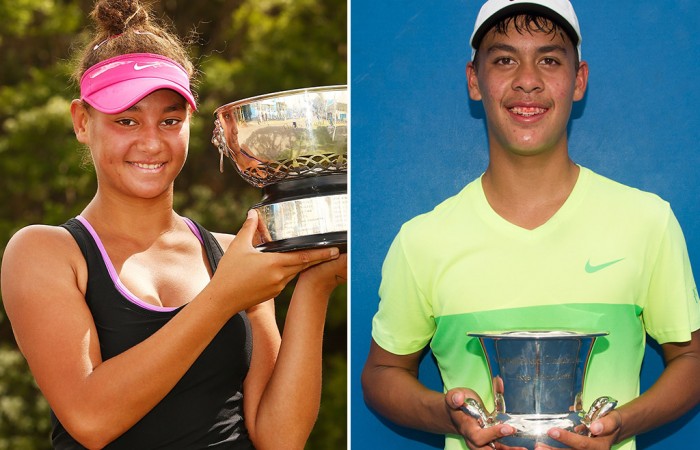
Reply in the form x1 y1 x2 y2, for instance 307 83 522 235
0 0 347 448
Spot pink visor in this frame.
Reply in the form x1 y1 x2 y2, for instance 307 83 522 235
80 53 196 114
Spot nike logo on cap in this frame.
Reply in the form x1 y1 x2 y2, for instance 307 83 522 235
585 258 625 273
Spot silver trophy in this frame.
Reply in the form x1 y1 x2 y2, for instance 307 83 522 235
212 86 348 252
463 331 617 450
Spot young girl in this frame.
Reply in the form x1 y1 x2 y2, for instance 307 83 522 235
1 0 346 448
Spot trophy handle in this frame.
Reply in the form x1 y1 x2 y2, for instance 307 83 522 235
461 398 500 428
492 376 506 414
581 396 618 430
212 118 228 173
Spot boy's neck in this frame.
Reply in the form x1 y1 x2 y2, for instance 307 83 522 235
481 156 580 230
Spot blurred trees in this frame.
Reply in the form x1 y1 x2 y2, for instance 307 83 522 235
0 0 347 449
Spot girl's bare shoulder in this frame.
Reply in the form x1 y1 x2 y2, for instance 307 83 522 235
5 223 82 257
2 224 86 298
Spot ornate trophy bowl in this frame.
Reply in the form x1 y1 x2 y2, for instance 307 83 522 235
212 85 348 252
462 331 617 450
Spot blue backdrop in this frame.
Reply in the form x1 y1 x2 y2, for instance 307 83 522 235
350 1 700 448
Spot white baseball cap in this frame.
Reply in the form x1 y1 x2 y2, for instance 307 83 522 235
470 0 582 60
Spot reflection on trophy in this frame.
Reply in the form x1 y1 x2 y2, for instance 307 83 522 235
212 86 348 252
463 331 617 450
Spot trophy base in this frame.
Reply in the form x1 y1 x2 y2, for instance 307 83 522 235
253 174 347 252
257 231 347 253
497 412 582 450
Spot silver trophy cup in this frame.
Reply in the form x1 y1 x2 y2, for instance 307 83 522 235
212 85 348 252
463 331 617 450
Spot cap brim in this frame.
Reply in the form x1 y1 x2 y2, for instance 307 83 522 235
83 77 197 114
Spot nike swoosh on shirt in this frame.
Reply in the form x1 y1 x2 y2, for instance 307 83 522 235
585 258 625 273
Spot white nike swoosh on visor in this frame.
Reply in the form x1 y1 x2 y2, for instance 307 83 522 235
133 63 160 71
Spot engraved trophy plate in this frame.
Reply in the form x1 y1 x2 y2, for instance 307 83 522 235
463 330 617 450
212 86 348 251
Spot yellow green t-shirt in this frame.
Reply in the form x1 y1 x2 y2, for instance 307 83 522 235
372 167 700 450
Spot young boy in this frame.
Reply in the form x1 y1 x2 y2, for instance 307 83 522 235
362 1 700 449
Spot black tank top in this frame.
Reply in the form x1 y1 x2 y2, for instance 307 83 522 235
53 217 254 449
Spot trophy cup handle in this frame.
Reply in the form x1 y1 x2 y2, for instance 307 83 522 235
492 376 506 414
211 118 228 173
581 396 618 431
461 398 500 428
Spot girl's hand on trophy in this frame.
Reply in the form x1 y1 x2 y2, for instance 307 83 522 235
534 410 622 450
445 388 525 450
297 252 347 297
210 210 340 312
252 209 273 246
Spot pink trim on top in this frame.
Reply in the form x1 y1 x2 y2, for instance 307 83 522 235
182 217 204 244
76 215 203 312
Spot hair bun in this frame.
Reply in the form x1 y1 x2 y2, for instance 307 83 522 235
92 0 150 35
75 0 194 85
